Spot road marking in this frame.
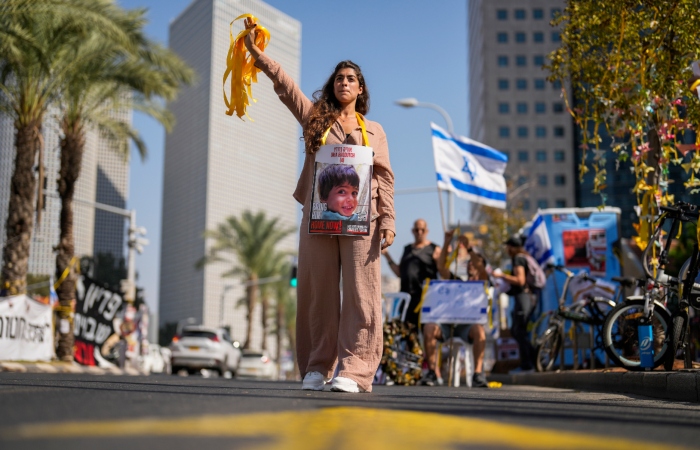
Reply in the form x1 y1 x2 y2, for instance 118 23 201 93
2 406 686 449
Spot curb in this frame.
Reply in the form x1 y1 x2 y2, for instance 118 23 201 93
0 361 146 376
491 370 700 403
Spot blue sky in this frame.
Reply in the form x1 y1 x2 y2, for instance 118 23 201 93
117 0 470 312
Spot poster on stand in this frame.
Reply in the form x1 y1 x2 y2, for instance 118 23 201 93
420 280 488 325
0 295 53 361
309 144 372 236
562 228 607 277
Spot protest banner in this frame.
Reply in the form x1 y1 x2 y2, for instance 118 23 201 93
0 295 53 361
419 280 488 325
309 144 373 236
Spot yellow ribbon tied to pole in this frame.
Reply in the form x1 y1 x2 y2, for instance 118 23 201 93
223 14 270 120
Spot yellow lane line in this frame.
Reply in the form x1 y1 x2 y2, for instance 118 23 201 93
2 407 684 450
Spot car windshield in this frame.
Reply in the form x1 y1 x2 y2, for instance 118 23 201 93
181 330 217 339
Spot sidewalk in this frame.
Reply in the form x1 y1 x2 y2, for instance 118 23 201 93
491 369 700 403
0 361 144 376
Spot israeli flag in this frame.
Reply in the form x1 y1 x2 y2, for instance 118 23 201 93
524 213 555 267
431 123 508 209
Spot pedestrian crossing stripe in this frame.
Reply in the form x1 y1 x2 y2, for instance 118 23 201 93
1 406 686 449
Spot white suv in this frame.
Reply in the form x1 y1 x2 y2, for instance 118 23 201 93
170 326 241 376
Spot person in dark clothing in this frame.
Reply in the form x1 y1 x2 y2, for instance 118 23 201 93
493 236 536 373
382 219 441 328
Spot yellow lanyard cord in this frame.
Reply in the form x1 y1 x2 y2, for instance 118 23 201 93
54 256 79 291
223 14 270 120
321 112 369 146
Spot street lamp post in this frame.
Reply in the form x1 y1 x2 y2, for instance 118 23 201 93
219 284 235 326
394 97 456 227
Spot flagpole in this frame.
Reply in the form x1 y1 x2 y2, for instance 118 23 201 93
437 188 447 233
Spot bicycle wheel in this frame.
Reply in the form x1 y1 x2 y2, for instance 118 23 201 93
602 299 672 371
536 325 561 372
529 311 552 348
664 313 685 370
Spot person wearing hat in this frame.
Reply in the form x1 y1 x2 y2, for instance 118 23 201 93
493 235 536 373
419 228 489 387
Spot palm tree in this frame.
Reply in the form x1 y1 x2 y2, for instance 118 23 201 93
274 277 298 379
0 0 137 294
257 254 294 351
198 211 294 349
52 7 194 360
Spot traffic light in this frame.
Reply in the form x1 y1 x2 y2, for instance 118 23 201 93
289 265 298 287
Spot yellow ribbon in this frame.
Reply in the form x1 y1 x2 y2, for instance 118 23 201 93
223 14 270 120
414 278 432 314
485 281 493 329
54 256 79 291
321 112 369 146
691 79 700 92
445 225 461 268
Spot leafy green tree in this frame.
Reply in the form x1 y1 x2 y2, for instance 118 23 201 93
199 211 294 349
547 0 700 247
0 0 137 295
273 275 298 378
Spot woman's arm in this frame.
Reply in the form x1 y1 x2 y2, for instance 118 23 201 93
244 23 313 125
372 123 395 242
436 230 454 279
496 265 526 287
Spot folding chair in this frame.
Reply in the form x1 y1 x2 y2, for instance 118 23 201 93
441 332 474 387
382 292 411 323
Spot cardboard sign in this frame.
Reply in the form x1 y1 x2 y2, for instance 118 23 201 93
420 280 488 325
309 144 372 236
0 295 54 361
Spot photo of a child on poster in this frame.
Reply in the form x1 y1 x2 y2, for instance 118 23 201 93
310 144 372 236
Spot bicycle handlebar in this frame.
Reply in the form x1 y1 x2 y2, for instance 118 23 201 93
659 202 700 220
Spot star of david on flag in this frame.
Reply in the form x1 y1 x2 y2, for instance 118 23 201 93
431 123 508 209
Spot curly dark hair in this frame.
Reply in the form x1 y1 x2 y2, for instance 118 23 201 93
318 164 360 201
303 60 370 154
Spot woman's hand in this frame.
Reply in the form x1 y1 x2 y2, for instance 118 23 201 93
380 230 395 250
243 17 261 58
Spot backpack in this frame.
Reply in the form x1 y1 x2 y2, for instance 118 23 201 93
522 254 547 291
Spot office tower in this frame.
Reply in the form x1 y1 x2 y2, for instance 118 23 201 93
468 0 575 214
160 0 300 350
0 108 130 278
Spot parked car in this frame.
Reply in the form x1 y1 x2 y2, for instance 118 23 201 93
169 326 241 376
236 350 276 380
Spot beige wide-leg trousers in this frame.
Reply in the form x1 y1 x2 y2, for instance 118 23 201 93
296 212 383 392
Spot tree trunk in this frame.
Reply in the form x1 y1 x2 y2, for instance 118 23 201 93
260 294 268 350
55 120 86 361
1 121 41 295
243 274 258 349
645 126 662 190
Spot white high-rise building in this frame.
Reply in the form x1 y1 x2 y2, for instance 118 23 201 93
468 0 575 213
0 107 130 278
160 0 300 350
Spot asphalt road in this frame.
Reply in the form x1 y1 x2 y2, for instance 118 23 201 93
1 372 699 449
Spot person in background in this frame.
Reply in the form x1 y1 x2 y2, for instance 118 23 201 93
493 236 536 373
382 219 440 328
419 229 489 387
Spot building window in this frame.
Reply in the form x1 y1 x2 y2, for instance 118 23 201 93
533 32 544 43
518 150 528 162
517 175 528 186
536 150 547 162
497 9 507 20
554 150 565 161
499 126 510 138
498 55 509 67
538 199 548 209
552 31 561 42
555 199 567 208
516 102 528 114
522 199 531 210
515 55 527 67
538 175 548 186
536 126 547 138
533 55 545 66
553 102 564 113
554 126 565 137
551 8 562 19
534 79 546 90
498 103 510 114
533 8 544 19
515 9 526 20
535 102 546 113
498 32 508 43
498 79 510 90
515 32 526 43
517 126 529 138
552 79 562 90
554 175 566 186
516 79 527 90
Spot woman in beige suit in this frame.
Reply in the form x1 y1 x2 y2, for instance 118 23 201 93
244 20 395 393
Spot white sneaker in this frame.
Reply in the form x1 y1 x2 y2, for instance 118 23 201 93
330 376 367 393
302 371 330 391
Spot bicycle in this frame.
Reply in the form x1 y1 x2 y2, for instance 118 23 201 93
602 201 699 371
535 265 618 372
